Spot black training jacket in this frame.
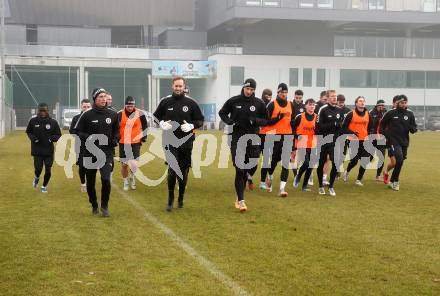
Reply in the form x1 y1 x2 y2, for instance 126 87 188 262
26 115 61 157
219 90 267 135
74 105 119 157
380 108 417 147
153 93 204 148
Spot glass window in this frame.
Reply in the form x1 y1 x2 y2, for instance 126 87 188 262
299 0 315 8
423 0 436 12
406 71 425 88
318 0 333 8
362 37 377 57
303 68 312 87
8 65 78 108
379 71 406 88
230 66 245 86
245 0 262 6
263 0 280 7
427 71 440 89
340 69 378 88
317 69 326 87
352 0 368 9
289 68 299 87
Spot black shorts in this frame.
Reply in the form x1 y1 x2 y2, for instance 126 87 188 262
388 144 408 160
165 145 193 170
119 143 141 162
229 134 261 168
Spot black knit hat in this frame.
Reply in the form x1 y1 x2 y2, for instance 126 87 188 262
91 88 107 101
125 96 135 105
376 99 386 106
277 83 288 93
243 78 257 90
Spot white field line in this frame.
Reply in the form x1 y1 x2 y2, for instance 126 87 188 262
114 185 251 296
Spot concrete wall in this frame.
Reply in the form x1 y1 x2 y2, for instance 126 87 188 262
5 25 26 45
38 26 111 46
242 20 334 56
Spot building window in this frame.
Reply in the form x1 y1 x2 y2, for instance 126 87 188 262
263 0 281 7
318 0 333 8
303 68 312 87
423 0 436 12
230 67 245 86
340 69 378 88
289 68 299 87
245 0 262 6
317 69 326 87
299 0 314 8
427 72 440 89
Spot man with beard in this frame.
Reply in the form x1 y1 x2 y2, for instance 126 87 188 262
154 76 204 211
380 95 417 191
219 78 267 212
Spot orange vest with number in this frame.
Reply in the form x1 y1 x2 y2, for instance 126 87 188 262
260 99 292 135
295 113 317 149
119 109 142 144
348 110 369 141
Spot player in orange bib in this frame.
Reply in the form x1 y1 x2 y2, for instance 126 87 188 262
117 96 148 191
341 96 374 186
260 83 294 197
292 99 317 192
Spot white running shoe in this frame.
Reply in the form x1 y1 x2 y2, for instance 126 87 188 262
80 183 87 193
130 175 136 190
328 188 336 196
123 179 129 191
355 180 364 186
343 172 349 182
308 176 314 186
318 187 326 195
391 182 400 191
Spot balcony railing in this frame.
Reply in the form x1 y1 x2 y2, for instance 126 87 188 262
230 0 440 12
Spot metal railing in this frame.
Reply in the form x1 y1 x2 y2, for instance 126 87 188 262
230 0 440 12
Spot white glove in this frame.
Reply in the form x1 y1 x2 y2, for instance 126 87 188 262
159 120 172 131
181 120 194 133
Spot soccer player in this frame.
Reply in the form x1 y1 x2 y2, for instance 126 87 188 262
336 94 352 178
341 96 374 186
256 88 273 191
290 89 305 178
118 96 148 191
380 95 417 191
292 99 317 192
316 90 343 196
153 76 204 211
26 103 62 193
260 83 294 197
315 90 328 114
219 78 267 212
381 95 400 184
69 99 92 192
75 88 119 217
370 99 387 181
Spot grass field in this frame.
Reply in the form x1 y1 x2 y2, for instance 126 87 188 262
1 130 440 296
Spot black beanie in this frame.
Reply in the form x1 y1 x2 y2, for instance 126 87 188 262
243 78 257 89
91 88 107 101
277 83 288 93
125 96 135 105
376 99 385 106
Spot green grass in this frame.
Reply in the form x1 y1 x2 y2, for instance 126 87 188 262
1 131 440 295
